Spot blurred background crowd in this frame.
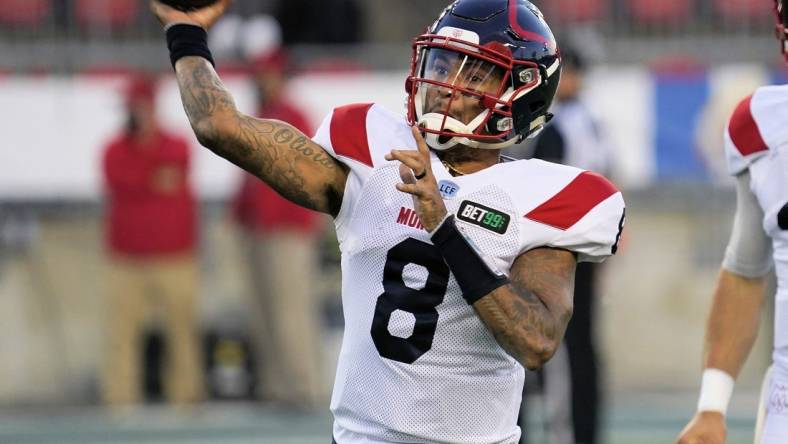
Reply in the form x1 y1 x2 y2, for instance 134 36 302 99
0 0 784 443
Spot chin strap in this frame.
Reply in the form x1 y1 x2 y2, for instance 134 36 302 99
418 112 525 151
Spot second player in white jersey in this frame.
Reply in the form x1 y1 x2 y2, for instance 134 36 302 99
678 2 788 439
724 85 788 444
316 103 624 443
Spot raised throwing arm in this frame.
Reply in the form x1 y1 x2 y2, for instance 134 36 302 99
151 1 348 216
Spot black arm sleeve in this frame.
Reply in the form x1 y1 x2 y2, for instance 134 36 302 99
531 124 565 164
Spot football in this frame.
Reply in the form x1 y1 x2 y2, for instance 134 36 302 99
158 0 219 12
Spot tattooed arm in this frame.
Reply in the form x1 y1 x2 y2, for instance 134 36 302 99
473 247 576 370
150 1 347 216
175 57 347 215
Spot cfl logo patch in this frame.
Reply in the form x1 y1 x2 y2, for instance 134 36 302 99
438 180 459 199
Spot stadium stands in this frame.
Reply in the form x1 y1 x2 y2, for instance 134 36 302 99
714 0 773 23
538 0 608 24
627 0 694 25
0 0 49 27
0 0 780 71
74 0 139 31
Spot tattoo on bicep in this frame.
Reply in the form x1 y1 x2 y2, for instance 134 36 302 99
175 57 344 213
273 128 294 144
510 286 559 342
274 129 337 168
510 249 575 327
216 118 343 213
480 285 557 347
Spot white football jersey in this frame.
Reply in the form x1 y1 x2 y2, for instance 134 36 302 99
313 103 626 444
724 86 788 371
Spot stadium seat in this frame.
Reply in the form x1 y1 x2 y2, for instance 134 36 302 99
540 0 608 24
714 0 773 23
627 0 693 24
0 0 49 27
74 0 139 30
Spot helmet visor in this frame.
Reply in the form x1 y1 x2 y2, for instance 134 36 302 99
414 47 508 130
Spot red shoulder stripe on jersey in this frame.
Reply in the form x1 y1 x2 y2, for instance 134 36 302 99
524 171 618 231
728 95 768 156
330 103 374 167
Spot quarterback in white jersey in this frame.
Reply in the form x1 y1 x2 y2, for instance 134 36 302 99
151 0 625 443
315 103 624 443
678 2 788 443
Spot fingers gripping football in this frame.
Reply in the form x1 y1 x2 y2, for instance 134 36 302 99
150 0 231 29
385 126 448 232
158 0 219 11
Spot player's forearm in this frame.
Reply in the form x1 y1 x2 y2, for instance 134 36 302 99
173 56 267 183
703 269 767 377
474 283 572 370
174 56 238 148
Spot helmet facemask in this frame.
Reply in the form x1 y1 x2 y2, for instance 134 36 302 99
406 33 550 151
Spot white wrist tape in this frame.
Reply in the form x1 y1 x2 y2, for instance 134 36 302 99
697 368 735 415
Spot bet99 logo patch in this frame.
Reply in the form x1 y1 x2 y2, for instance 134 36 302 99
457 201 510 235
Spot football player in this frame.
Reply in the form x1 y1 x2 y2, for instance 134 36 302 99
677 1 788 443
150 0 626 442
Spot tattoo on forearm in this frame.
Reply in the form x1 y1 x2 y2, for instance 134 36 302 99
273 128 293 144
173 57 346 215
477 285 558 363
177 58 235 125
474 248 574 366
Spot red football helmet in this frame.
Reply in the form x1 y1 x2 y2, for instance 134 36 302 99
406 0 561 151
776 0 788 62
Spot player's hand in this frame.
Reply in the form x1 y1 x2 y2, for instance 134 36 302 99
676 411 726 444
150 0 231 29
385 126 448 232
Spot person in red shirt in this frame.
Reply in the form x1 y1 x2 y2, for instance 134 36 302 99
101 74 203 407
231 49 325 410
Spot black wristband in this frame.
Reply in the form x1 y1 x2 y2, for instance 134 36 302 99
430 215 510 305
165 24 215 69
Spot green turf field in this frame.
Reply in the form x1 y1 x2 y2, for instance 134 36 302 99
0 390 759 444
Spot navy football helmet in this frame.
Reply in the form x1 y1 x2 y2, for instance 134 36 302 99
776 0 788 62
406 0 561 150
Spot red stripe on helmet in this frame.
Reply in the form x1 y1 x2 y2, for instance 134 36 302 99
508 0 549 44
